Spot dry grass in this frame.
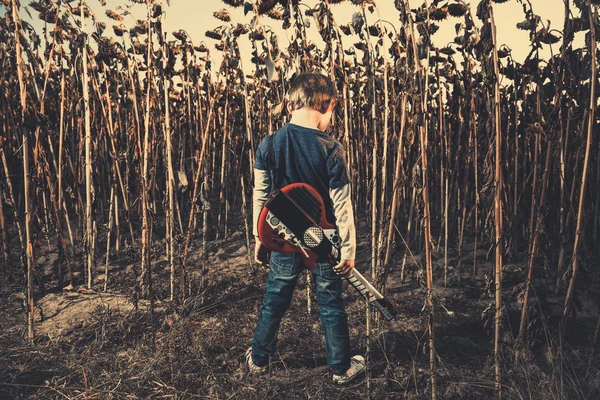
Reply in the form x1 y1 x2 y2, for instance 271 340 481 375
1 223 598 399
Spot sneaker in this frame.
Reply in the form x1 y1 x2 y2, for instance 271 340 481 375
245 347 267 375
332 355 366 385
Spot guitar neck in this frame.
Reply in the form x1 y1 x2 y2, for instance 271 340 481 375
345 269 396 321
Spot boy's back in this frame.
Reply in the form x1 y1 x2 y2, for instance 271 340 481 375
254 123 349 224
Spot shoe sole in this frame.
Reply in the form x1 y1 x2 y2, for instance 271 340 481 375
333 368 365 386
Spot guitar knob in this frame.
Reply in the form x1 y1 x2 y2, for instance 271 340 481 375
332 235 340 243
278 241 285 247
272 237 278 243
273 228 279 235
278 232 285 238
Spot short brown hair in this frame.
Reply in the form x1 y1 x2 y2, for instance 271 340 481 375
287 73 337 114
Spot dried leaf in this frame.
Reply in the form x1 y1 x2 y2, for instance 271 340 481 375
244 1 253 16
266 58 279 81
178 170 189 188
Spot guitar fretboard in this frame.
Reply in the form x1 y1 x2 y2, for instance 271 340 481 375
347 273 377 302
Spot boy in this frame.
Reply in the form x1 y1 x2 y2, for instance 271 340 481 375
248 73 365 385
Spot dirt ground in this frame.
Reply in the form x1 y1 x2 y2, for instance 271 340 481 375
1 219 599 399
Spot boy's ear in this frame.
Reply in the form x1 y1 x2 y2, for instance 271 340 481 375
325 98 336 114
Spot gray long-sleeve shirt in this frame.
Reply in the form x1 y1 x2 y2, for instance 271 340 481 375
253 123 356 260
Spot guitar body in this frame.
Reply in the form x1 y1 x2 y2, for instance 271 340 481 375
258 183 338 269
257 182 397 321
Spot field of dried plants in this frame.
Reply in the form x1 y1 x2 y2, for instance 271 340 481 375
0 0 599 398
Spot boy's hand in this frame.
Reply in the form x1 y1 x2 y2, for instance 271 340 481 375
333 259 354 275
254 241 270 268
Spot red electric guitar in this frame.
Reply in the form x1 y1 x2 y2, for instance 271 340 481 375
257 183 396 321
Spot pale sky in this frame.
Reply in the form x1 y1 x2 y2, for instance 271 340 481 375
14 0 581 72
153 0 573 65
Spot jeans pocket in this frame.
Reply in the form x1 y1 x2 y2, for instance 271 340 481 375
270 252 295 277
318 262 339 280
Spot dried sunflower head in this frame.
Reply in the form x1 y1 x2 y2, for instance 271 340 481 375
394 0 406 13
72 5 91 18
339 24 352 35
429 6 448 21
257 0 278 14
173 30 188 41
131 20 148 35
39 9 58 24
152 5 162 18
354 42 368 51
96 22 106 35
249 30 265 41
232 23 250 37
113 24 126 37
516 16 540 31
106 9 123 22
266 7 283 20
439 46 455 56
537 29 560 45
30 1 49 13
195 43 209 53
351 12 364 32
368 25 380 36
205 29 223 40
497 45 511 58
447 3 468 17
221 0 243 6
214 9 231 22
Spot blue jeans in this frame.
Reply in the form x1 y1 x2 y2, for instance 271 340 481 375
251 251 351 375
